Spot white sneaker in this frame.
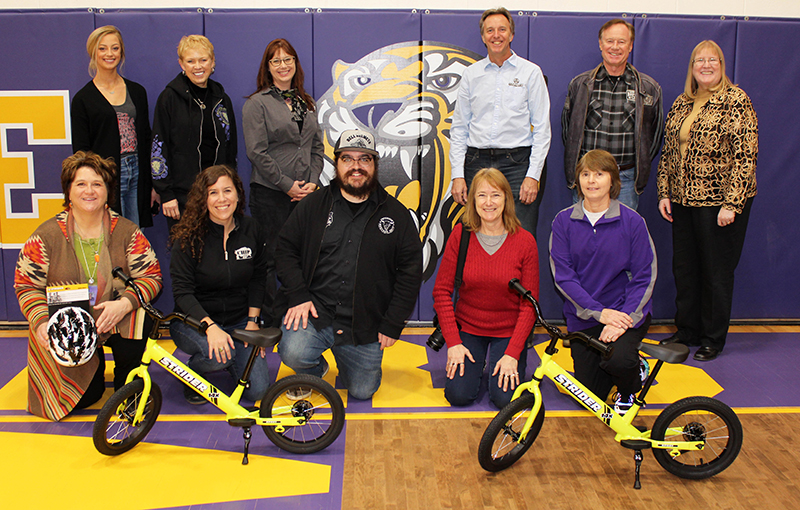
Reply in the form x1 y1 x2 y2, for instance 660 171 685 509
614 393 635 416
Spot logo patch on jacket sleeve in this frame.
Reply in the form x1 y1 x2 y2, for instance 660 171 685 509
378 217 395 234
235 247 253 260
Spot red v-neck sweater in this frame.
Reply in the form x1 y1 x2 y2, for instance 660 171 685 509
433 223 539 360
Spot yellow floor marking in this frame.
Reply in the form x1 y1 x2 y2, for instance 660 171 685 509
373 340 449 408
1 431 332 509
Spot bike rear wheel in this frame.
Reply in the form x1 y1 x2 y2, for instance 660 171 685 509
93 379 162 456
478 392 544 472
651 396 742 479
260 374 345 454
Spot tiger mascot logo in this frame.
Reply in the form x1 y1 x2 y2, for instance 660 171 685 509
317 41 481 280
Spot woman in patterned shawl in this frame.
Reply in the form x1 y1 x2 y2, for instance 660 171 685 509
656 40 758 362
14 151 162 421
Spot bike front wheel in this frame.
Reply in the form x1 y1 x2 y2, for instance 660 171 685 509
260 374 345 454
651 396 742 479
478 392 545 472
93 379 162 456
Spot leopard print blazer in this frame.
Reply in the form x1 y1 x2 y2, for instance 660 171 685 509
656 85 758 214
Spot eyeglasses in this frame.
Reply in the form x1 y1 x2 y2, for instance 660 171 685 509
339 155 374 165
269 56 295 67
693 57 720 66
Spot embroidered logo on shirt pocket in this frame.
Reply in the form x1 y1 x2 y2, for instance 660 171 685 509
235 247 253 260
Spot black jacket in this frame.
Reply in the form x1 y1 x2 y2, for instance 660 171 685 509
171 215 267 326
71 78 154 227
151 73 237 206
275 184 423 344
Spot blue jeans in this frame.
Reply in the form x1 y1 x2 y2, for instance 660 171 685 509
572 167 638 211
169 319 270 401
464 146 543 239
278 321 383 400
444 332 529 409
119 153 139 226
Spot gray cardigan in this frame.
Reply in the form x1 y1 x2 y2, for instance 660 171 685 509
242 88 324 192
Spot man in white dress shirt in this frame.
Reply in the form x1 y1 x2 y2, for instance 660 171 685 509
449 7 551 238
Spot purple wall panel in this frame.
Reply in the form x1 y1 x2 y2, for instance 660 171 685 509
730 20 800 318
0 9 796 322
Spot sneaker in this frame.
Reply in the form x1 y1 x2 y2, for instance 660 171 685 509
614 393 635 416
286 359 330 401
639 355 650 385
184 385 207 405
286 386 313 401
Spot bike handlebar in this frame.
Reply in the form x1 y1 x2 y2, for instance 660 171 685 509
113 266 205 332
509 278 613 358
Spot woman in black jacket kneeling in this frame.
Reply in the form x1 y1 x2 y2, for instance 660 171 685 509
169 165 269 404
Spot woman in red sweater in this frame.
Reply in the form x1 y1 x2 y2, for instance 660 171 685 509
433 168 539 408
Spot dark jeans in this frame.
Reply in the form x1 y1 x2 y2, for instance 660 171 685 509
249 184 296 325
570 315 650 401
671 199 753 351
463 146 546 239
75 334 146 410
169 318 270 401
444 331 529 409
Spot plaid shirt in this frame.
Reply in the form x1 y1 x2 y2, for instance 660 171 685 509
581 65 636 167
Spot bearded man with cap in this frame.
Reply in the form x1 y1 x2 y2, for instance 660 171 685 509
275 129 423 400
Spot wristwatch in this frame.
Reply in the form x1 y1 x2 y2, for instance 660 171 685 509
248 316 260 324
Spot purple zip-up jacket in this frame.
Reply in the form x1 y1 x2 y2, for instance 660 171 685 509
549 200 656 332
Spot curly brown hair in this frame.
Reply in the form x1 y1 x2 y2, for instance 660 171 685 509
170 165 245 259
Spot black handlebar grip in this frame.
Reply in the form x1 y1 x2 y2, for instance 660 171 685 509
588 336 614 357
509 278 529 297
112 266 133 286
183 315 205 332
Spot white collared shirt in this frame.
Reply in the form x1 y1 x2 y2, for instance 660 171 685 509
449 52 551 181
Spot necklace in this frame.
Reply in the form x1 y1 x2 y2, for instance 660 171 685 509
95 75 123 95
190 84 209 110
77 233 103 284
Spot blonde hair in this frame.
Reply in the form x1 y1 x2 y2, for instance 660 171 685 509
685 40 733 98
177 34 215 61
86 25 125 77
462 168 520 234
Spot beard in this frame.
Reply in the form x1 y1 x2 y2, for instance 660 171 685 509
334 166 379 199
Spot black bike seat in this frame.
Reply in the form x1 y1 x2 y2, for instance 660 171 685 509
232 328 282 350
638 342 690 364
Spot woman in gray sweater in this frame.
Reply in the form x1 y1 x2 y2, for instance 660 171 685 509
243 38 324 326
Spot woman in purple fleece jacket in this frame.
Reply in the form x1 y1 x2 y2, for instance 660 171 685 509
550 150 657 415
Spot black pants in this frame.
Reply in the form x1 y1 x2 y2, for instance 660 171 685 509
249 184 297 326
570 315 650 401
75 334 146 410
671 200 753 351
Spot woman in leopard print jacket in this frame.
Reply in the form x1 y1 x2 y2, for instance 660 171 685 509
656 40 758 362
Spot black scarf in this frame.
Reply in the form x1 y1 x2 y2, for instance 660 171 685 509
272 86 308 123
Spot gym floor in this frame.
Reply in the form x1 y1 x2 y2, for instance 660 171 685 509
2 325 798 509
